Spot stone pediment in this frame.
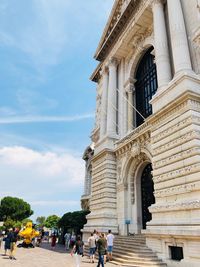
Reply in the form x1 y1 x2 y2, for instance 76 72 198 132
94 0 142 61
95 0 124 57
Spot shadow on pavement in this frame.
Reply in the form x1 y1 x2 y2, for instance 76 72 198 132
38 242 70 254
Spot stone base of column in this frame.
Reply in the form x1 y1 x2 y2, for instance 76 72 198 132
151 72 200 113
82 213 118 242
82 149 118 242
147 81 200 266
144 229 200 267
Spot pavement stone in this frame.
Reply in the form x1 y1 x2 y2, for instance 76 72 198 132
0 242 119 267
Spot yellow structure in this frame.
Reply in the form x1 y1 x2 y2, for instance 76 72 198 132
19 222 40 246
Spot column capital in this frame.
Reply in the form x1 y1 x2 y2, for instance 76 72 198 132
151 0 165 8
124 78 137 93
100 65 109 76
108 57 119 68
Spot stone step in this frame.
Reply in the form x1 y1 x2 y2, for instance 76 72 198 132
111 257 164 264
112 252 158 260
111 235 167 267
114 243 151 250
111 260 167 267
84 235 167 267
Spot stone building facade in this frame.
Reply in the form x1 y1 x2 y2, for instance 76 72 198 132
82 0 200 266
81 145 94 210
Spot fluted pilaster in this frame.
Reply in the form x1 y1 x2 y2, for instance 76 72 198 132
167 0 192 73
107 58 118 137
152 0 172 87
100 66 109 139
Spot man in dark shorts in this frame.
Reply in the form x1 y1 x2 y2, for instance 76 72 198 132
96 233 107 267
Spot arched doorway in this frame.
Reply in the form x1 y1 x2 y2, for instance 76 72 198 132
141 163 155 229
135 47 158 127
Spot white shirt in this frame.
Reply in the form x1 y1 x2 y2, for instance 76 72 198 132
88 235 96 248
106 233 114 246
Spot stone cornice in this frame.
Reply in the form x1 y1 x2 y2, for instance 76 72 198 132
90 62 102 82
115 120 151 156
95 0 148 61
91 148 115 163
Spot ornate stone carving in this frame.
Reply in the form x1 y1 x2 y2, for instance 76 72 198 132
154 147 200 169
149 200 200 213
81 198 90 211
117 183 128 192
95 91 101 128
108 57 119 68
153 131 200 156
154 163 200 183
117 163 122 183
155 181 200 198
131 141 141 157
151 116 194 144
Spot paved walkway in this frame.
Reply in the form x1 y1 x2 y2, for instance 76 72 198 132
0 242 118 267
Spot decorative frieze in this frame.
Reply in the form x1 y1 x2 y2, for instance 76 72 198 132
90 203 117 209
151 115 196 144
153 131 200 156
115 123 151 157
150 99 189 127
154 181 200 198
154 147 200 169
149 199 200 213
91 192 117 202
153 163 200 183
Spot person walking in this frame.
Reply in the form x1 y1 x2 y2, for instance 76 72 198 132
96 233 107 267
88 233 96 263
64 232 71 250
51 233 57 249
0 231 3 250
9 227 19 260
70 233 76 248
106 230 115 261
71 235 84 267
3 228 13 258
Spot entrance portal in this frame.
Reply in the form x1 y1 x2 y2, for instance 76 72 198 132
141 164 155 229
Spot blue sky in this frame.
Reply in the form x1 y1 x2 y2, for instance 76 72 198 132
0 0 114 220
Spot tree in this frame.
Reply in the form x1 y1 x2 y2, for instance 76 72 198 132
36 216 46 227
44 215 60 229
3 218 16 229
58 210 90 235
0 196 33 221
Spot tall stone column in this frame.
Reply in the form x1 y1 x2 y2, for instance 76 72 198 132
100 66 109 139
107 58 118 137
124 78 135 132
127 88 133 132
167 0 192 73
152 0 172 87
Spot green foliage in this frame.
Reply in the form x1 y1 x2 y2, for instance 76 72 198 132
0 225 5 231
3 218 15 229
36 216 46 227
58 210 90 235
44 215 60 229
0 196 33 221
13 221 23 229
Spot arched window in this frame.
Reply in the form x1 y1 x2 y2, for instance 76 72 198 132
135 47 158 127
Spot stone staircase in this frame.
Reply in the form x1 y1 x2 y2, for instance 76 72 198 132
111 235 167 267
84 235 167 267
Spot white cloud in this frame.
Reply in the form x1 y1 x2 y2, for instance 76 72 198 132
30 200 79 206
0 146 84 179
0 113 94 124
0 146 85 217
